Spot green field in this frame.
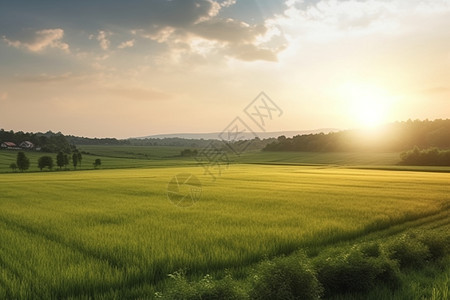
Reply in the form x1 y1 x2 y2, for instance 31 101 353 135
0 160 449 298
0 147 197 173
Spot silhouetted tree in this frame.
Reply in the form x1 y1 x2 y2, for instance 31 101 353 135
77 151 82 167
72 152 78 169
9 163 17 172
63 154 69 169
56 151 65 169
399 147 450 166
38 156 53 171
16 152 30 172
180 149 198 157
93 158 101 169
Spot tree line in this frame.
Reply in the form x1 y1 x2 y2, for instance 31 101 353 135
264 119 450 152
2 128 279 153
0 129 73 152
10 151 102 172
399 147 450 166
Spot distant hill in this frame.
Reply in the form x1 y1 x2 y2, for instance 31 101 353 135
134 129 338 140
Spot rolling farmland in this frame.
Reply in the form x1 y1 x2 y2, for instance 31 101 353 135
0 163 449 298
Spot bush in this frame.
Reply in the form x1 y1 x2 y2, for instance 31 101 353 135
250 255 322 300
161 271 247 300
385 234 431 268
314 246 400 297
417 232 450 260
399 147 450 166
360 242 382 258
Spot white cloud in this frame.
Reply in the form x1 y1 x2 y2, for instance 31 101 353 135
277 0 450 42
220 0 236 8
97 30 111 50
118 39 135 49
2 28 69 53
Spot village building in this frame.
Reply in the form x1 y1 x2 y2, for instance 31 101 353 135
1 142 17 149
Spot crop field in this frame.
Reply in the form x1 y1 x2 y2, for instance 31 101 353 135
76 145 187 160
0 163 449 299
0 147 196 173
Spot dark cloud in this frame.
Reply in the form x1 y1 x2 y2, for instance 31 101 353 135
0 0 282 62
230 44 278 62
0 0 220 35
191 18 267 43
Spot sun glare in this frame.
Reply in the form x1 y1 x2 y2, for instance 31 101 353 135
340 82 392 128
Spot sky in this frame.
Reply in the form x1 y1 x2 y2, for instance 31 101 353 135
0 0 449 138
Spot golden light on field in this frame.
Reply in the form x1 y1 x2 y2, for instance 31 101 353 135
340 82 394 128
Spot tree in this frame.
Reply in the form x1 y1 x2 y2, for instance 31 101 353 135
38 156 53 171
16 152 30 172
93 158 101 169
63 154 69 169
72 152 78 169
77 151 82 167
56 151 65 169
9 163 17 172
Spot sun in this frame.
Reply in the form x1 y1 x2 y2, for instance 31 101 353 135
353 95 384 127
340 82 392 128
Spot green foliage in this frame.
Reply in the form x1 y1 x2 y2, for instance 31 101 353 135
250 255 322 300
385 234 431 269
385 231 450 269
0 129 73 153
162 271 247 300
93 158 101 168
76 151 82 166
16 151 30 172
264 119 450 152
180 149 198 157
56 151 65 169
0 165 448 298
400 147 450 166
72 152 78 169
38 156 53 171
9 162 17 172
314 245 401 297
359 242 382 258
63 154 69 168
417 232 450 260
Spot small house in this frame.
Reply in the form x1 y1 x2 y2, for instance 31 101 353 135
1 142 17 149
20 141 34 149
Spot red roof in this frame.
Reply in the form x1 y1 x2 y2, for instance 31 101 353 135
2 142 17 147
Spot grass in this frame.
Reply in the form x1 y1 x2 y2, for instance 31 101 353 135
0 164 449 298
3 146 449 174
0 147 196 173
237 151 401 166
76 145 186 160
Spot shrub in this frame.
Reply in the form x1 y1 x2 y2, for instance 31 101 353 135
314 246 400 297
385 234 431 268
360 242 382 258
399 147 450 166
250 255 322 300
417 232 450 260
161 271 247 300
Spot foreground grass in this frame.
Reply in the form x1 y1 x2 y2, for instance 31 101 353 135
161 215 449 300
0 165 449 298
